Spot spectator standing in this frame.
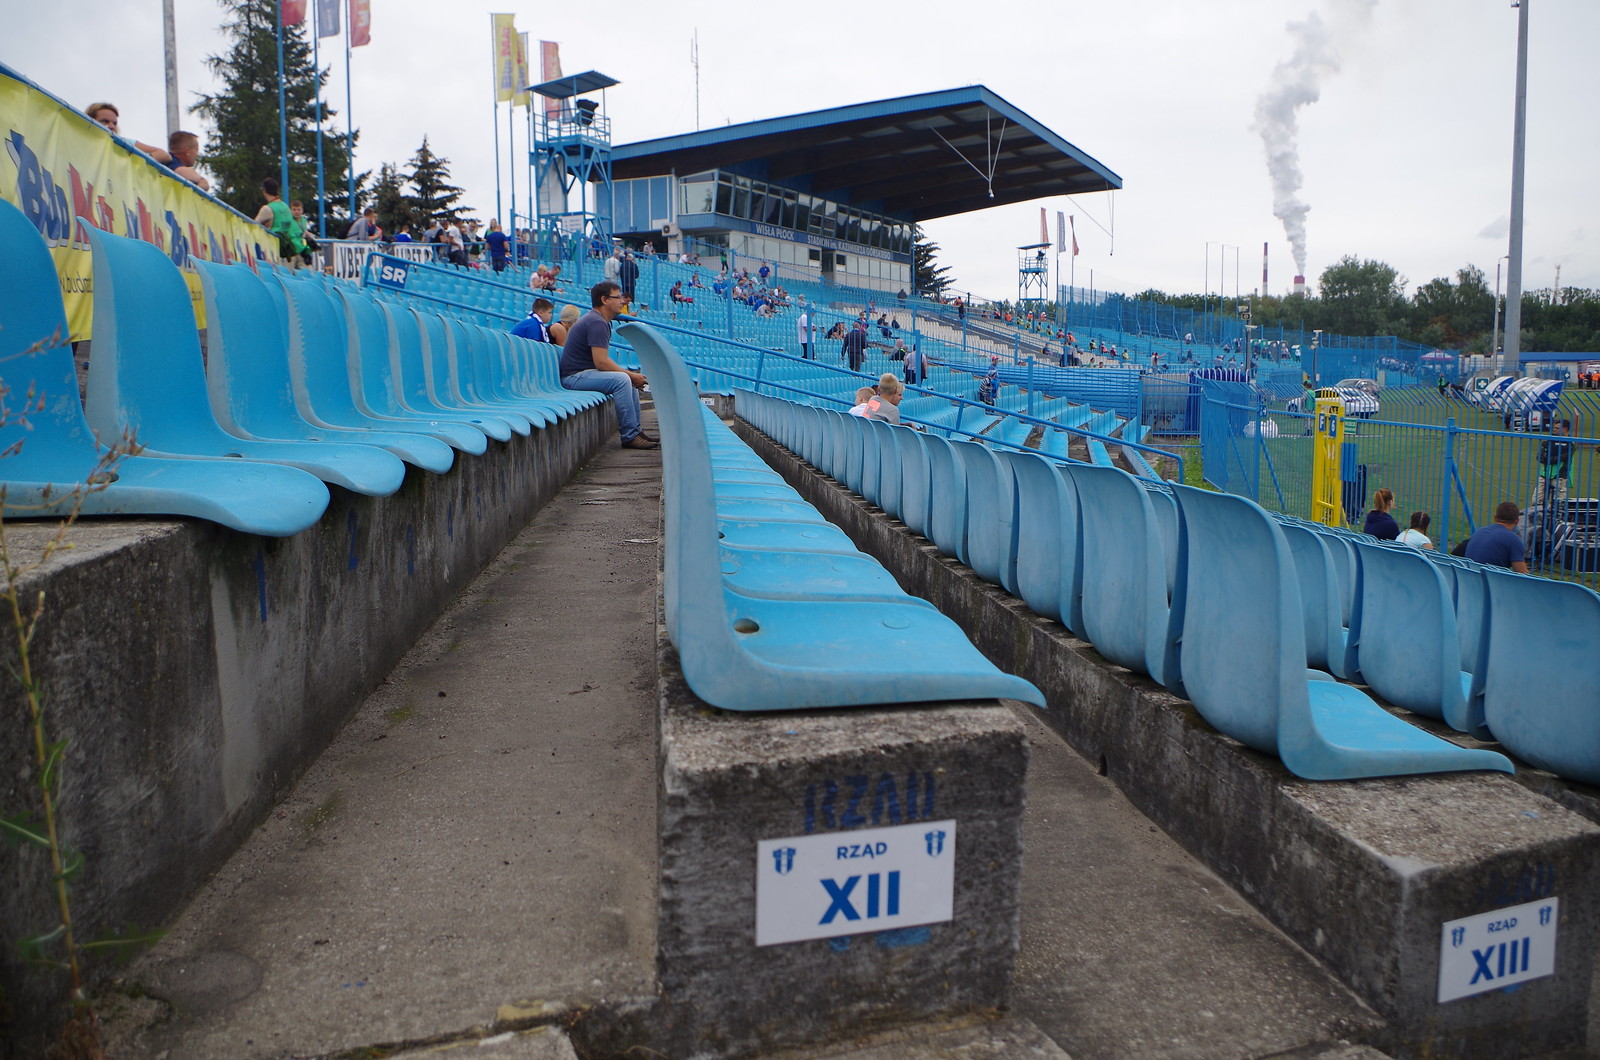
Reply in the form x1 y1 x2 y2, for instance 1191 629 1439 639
1362 488 1400 540
842 321 868 374
85 101 170 163
165 130 210 191
604 248 622 285
796 306 812 359
484 219 510 272
288 200 318 267
558 281 657 450
445 219 467 265
1397 512 1434 549
1464 502 1530 573
904 345 925 386
347 207 383 241
391 224 414 243
978 356 1000 406
254 178 305 264
1532 417 1572 528
618 251 640 306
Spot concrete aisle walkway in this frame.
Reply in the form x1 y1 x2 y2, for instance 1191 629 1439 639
104 411 1393 1060
104 434 665 1060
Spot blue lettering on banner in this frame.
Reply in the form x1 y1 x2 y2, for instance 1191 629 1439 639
803 771 935 834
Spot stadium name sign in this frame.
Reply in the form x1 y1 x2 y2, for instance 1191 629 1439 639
751 221 901 263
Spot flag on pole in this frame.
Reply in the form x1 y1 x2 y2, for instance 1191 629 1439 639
491 14 517 103
1056 211 1066 254
349 0 370 46
540 40 562 119
315 0 340 38
281 0 307 25
513 33 532 107
1039 207 1048 245
1069 214 1080 257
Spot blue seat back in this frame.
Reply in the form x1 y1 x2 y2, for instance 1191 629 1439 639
1482 572 1600 784
1350 541 1472 730
998 451 1085 637
1063 463 1182 692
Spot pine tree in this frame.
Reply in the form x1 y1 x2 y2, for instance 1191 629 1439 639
406 138 469 228
192 0 361 234
371 163 419 236
913 224 954 298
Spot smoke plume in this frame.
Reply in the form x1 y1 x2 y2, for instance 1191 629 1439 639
1253 1 1375 281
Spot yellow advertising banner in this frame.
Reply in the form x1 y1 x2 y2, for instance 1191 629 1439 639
491 14 517 104
0 65 275 341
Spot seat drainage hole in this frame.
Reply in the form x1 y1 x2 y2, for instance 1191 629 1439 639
1098 755 1108 777
733 618 760 635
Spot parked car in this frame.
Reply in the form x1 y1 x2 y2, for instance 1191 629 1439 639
1285 385 1379 418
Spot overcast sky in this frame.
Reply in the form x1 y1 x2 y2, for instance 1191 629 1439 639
6 0 1596 303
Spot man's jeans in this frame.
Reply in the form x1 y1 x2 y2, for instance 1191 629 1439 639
561 369 641 440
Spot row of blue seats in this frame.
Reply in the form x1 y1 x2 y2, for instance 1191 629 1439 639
618 321 1045 713
732 389 1600 784
0 199 600 537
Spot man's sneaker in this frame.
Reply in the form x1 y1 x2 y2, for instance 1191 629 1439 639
622 435 660 450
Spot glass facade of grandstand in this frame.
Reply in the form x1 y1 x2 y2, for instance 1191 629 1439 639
601 170 914 293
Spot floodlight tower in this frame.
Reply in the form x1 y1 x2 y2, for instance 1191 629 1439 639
530 70 620 247
1017 243 1051 319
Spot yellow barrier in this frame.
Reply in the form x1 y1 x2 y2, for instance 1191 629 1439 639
1310 393 1346 527
0 65 276 340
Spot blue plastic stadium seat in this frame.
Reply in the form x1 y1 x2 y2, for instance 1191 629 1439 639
377 302 517 442
997 451 1085 638
1170 484 1512 781
82 229 406 497
951 439 1019 593
197 261 459 472
1349 540 1483 735
333 287 492 454
1063 463 1182 693
1277 521 1355 678
1479 570 1600 784
921 434 970 564
623 319 1044 712
0 200 327 536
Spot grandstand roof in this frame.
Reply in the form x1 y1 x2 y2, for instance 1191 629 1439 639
610 86 1121 222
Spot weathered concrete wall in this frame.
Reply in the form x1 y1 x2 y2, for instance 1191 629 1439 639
0 405 613 1057
732 416 1600 1060
650 598 1030 1058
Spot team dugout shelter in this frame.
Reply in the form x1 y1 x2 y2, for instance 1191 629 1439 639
602 86 1122 296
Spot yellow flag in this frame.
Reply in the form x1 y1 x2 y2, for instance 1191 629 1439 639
491 14 516 104
513 32 531 108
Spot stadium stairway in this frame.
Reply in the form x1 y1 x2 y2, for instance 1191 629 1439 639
88 404 1413 1060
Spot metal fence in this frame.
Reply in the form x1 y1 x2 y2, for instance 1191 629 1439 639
1200 381 1600 588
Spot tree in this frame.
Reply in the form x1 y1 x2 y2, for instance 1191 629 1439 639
912 224 954 298
1410 265 1494 350
371 163 419 236
192 0 361 235
1317 256 1409 338
407 138 469 228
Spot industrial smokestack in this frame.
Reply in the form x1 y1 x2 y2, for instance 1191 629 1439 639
1253 1 1375 282
1263 241 1269 295
1294 275 1308 296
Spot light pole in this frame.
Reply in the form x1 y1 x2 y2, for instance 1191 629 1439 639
1311 329 1323 388
1503 0 1530 376
1205 241 1222 343
1491 255 1509 369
